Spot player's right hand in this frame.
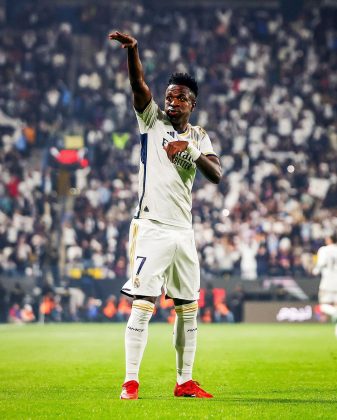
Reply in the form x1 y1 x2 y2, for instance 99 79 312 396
164 141 189 162
108 31 137 49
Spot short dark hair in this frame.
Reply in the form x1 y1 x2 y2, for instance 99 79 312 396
331 232 337 244
167 72 198 97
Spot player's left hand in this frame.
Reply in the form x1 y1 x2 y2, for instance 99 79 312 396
108 31 137 49
164 141 189 162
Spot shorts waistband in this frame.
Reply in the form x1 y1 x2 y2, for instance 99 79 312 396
133 218 193 231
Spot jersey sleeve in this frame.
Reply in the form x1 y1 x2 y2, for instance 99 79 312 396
199 130 217 157
134 98 159 134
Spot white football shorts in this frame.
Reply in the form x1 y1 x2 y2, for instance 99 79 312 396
319 289 337 305
121 218 200 300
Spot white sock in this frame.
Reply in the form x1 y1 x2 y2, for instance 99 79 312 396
124 299 154 383
173 301 198 385
320 304 337 318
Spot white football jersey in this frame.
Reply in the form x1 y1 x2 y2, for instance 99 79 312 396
133 98 217 228
314 244 337 291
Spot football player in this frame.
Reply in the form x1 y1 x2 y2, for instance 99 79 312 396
109 31 221 399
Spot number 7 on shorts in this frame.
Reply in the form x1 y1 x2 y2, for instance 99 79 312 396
135 256 147 275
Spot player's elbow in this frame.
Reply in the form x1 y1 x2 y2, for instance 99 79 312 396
212 167 222 184
209 170 221 184
203 156 222 184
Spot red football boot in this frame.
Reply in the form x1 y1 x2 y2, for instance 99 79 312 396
120 380 139 400
174 380 213 398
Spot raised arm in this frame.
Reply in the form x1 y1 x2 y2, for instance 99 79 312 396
108 31 152 112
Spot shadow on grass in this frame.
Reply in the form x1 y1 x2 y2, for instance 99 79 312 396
136 397 337 404
230 398 337 404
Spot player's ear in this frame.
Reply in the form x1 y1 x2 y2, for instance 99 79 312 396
191 100 196 111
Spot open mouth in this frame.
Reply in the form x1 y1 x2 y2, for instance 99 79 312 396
167 109 180 117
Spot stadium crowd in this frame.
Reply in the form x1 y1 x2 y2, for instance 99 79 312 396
0 1 337 322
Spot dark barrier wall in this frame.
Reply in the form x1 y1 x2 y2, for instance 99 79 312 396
244 302 320 323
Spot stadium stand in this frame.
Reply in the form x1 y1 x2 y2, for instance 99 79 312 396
0 0 336 322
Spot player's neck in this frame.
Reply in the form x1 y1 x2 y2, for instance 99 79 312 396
172 121 189 134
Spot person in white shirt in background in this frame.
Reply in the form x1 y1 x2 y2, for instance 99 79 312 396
313 233 337 337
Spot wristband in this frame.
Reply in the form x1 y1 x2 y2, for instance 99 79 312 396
187 144 201 161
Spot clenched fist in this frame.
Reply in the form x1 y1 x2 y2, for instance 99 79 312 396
164 141 189 162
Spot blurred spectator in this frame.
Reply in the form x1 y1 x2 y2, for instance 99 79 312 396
21 304 35 322
116 296 132 321
214 300 234 323
201 283 215 322
256 244 269 279
239 239 259 281
9 283 25 307
102 295 117 321
0 281 7 322
158 294 174 322
8 303 22 324
39 292 62 322
86 297 102 321
68 287 85 321
229 286 245 322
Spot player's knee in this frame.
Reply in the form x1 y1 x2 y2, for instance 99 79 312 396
174 301 198 320
173 298 195 306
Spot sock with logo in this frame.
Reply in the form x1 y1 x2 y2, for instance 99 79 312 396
124 299 154 383
173 301 198 385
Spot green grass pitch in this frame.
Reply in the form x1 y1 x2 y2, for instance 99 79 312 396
0 323 337 419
